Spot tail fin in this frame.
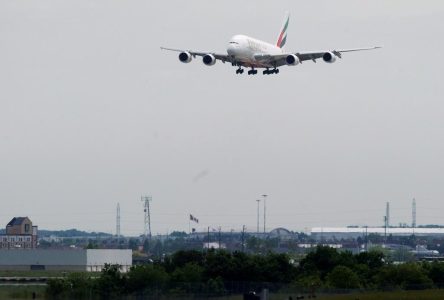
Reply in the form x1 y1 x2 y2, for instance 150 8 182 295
276 12 290 48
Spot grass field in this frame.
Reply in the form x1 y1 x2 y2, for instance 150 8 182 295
1 286 444 300
270 289 444 300
0 270 95 278
0 286 46 300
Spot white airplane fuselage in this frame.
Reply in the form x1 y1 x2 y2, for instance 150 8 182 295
226 35 283 68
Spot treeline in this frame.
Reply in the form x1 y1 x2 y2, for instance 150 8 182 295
47 247 444 299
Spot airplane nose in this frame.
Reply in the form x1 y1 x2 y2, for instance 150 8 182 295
227 43 237 56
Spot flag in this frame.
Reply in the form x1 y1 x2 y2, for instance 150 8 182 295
190 214 199 223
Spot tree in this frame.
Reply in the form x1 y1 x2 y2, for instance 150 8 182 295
376 263 433 290
94 264 126 298
326 266 360 289
298 246 340 278
170 263 204 293
428 262 444 287
126 265 168 294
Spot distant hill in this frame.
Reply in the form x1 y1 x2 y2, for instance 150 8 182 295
37 229 113 238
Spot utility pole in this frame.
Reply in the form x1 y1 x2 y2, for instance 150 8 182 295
412 198 416 228
256 199 261 233
141 196 152 239
386 202 390 228
218 227 221 249
207 226 210 245
262 194 268 233
384 216 387 243
116 203 121 241
241 225 246 252
365 225 368 252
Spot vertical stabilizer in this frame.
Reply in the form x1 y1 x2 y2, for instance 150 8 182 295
276 12 290 48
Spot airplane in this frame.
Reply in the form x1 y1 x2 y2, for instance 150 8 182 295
161 12 381 75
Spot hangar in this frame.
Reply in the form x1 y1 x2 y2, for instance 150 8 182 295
0 249 132 272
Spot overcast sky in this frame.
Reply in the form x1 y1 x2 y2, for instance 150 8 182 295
1 0 444 236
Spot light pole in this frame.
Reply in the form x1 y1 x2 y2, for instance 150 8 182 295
262 194 268 233
256 199 261 233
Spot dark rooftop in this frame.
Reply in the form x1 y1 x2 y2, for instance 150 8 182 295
7 217 29 226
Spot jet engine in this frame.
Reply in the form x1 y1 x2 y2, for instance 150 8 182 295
286 54 300 66
178 51 192 63
322 52 337 63
202 54 216 66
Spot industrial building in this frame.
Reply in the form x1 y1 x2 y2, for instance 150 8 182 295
311 227 444 240
1 217 38 249
0 249 132 272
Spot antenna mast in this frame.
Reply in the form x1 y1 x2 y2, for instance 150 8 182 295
141 195 152 239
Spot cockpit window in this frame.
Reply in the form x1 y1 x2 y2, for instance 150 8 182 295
229 41 239 44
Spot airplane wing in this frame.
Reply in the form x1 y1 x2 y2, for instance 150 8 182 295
160 47 233 63
255 46 381 67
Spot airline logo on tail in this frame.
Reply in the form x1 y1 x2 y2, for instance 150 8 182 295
276 12 290 48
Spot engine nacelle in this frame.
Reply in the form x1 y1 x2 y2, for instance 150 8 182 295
178 51 192 63
286 54 300 66
202 54 216 66
322 52 337 63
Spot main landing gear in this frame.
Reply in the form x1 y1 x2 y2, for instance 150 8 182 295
263 68 279 75
235 67 279 75
236 68 244 74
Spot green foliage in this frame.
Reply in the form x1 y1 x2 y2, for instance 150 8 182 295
170 231 188 238
128 238 140 250
204 276 226 296
292 274 323 291
126 265 168 293
326 266 360 289
67 272 93 298
43 247 444 299
170 250 204 269
429 262 444 287
170 263 204 293
299 246 341 278
356 250 385 269
94 264 126 298
85 241 98 249
376 263 434 290
46 278 70 299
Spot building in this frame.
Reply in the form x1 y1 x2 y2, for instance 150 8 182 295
1 217 38 249
0 249 132 272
